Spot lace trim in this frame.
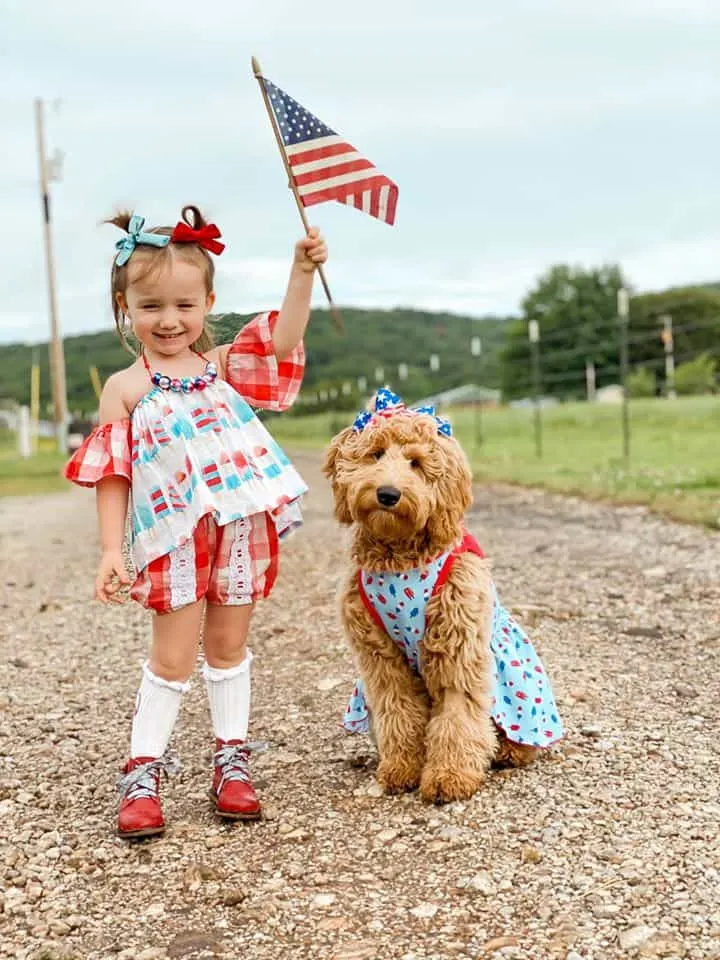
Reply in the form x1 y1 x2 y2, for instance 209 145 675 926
169 538 197 608
227 519 252 604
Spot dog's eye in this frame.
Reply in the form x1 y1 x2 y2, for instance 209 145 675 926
410 458 422 469
372 449 385 461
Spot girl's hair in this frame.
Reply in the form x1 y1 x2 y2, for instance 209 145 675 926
106 205 216 355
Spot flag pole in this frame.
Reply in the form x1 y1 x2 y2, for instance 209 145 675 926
251 56 343 333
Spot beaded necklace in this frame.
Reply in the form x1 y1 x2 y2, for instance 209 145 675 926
141 348 218 395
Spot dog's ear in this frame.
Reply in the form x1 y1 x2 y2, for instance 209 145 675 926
322 426 355 525
322 426 354 479
426 438 473 545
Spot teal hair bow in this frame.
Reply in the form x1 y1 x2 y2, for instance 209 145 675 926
114 214 170 266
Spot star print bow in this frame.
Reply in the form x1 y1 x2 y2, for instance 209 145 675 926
170 220 225 255
114 214 170 266
352 387 453 437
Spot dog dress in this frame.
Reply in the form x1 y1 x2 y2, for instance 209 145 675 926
65 312 308 609
343 532 564 747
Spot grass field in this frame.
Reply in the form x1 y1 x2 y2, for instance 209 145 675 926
2 398 719 528
0 432 67 497
268 395 720 529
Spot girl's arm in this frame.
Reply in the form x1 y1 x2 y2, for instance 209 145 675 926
95 375 132 602
213 228 327 372
272 227 327 361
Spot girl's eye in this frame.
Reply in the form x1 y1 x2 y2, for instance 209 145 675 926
143 304 159 310
178 303 194 309
372 449 385 461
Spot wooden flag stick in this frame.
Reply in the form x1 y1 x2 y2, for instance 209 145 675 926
252 56 343 333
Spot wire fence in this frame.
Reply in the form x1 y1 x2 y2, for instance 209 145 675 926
291 301 720 461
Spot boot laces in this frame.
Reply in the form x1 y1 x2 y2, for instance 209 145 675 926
215 741 267 790
117 754 180 802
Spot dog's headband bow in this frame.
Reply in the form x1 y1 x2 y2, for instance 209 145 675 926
114 214 170 266
352 387 453 437
114 214 225 266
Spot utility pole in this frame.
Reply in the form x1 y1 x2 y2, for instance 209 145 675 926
35 98 68 454
617 287 630 463
660 314 676 399
529 319 542 458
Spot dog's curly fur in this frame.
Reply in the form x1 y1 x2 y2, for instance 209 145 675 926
323 411 538 803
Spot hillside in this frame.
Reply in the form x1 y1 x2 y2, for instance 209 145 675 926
0 307 511 416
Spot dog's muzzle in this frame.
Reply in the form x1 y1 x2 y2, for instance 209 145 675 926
376 486 402 508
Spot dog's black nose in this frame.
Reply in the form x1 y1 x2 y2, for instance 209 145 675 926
377 486 401 507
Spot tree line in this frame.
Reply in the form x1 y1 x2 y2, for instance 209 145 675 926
1 269 718 416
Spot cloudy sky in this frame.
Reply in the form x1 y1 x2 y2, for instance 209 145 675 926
1 0 719 345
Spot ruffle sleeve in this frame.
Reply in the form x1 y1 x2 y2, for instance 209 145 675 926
225 310 305 412
63 420 132 488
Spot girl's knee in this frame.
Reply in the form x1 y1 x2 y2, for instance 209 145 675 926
203 604 252 668
203 641 249 670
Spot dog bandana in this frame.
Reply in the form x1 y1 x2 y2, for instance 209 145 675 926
343 533 564 748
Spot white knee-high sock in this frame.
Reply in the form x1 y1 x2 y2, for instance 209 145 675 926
130 662 191 759
203 652 253 743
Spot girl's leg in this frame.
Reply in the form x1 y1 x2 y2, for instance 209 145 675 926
202 602 260 819
202 602 254 739
130 599 205 756
118 600 204 840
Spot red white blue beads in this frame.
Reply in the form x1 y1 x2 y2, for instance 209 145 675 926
151 362 218 394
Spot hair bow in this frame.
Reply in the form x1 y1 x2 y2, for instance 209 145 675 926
352 388 453 437
170 220 225 255
114 214 170 266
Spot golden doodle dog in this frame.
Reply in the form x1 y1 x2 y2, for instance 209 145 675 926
323 388 564 803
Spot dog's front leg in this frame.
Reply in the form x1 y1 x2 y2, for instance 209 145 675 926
342 578 430 793
420 553 496 803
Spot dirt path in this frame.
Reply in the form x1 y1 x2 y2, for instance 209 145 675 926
1 452 719 960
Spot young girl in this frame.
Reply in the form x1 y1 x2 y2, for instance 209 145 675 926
65 206 327 839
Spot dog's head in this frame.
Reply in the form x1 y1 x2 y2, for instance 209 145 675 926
322 390 472 551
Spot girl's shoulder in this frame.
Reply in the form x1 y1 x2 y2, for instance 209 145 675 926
100 360 148 422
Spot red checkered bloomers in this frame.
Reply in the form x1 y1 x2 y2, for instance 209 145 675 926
131 512 279 614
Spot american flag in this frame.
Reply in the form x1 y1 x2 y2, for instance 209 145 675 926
263 79 399 226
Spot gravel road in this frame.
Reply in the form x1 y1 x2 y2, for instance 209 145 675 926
1 452 719 960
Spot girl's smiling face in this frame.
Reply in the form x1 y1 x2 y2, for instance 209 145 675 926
118 255 215 359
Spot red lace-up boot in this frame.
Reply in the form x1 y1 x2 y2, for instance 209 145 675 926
210 739 262 820
117 756 168 839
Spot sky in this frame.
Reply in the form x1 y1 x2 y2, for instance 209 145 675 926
1 0 719 345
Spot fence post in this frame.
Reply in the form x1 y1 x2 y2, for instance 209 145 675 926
617 288 630 463
660 314 676 399
585 360 596 402
471 335 483 447
528 319 542 458
18 406 32 459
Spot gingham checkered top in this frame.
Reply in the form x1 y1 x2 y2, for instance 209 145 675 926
64 312 308 572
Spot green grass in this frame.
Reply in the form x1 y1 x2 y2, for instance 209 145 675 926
269 396 720 529
0 433 67 497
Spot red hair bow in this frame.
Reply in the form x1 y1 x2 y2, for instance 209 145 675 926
170 221 225 255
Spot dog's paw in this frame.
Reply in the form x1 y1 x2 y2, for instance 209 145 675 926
492 739 540 769
376 755 423 795
419 766 485 804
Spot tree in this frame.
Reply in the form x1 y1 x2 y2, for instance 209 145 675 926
626 287 720 392
674 354 717 395
626 366 656 398
500 264 629 400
